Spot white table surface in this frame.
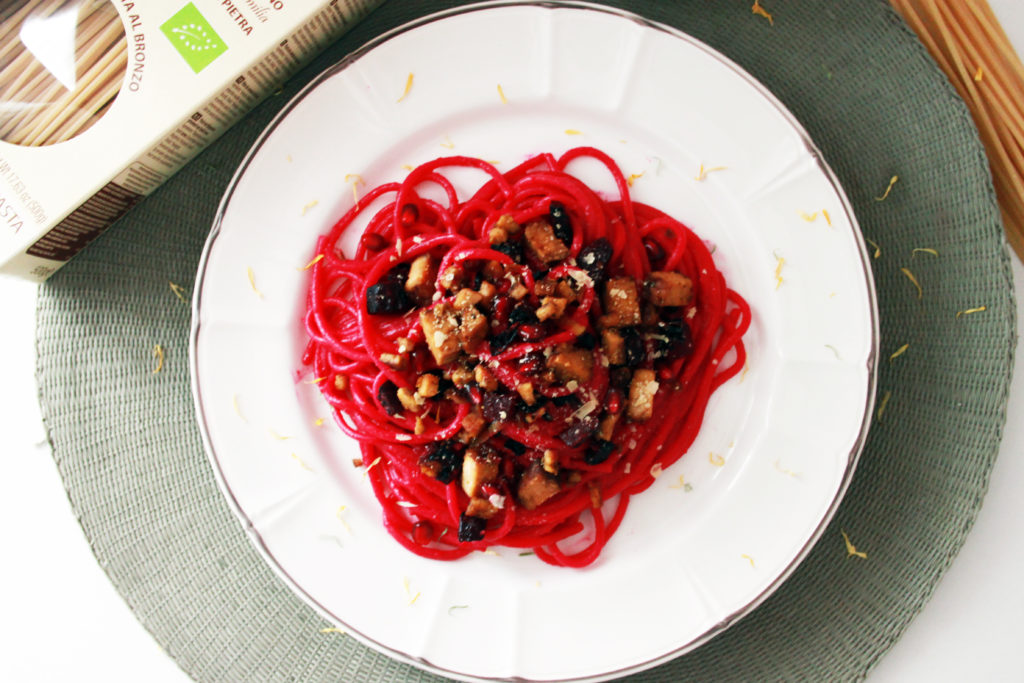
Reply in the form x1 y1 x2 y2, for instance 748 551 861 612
3 4 1024 681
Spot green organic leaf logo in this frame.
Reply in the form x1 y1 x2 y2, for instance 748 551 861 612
160 4 227 73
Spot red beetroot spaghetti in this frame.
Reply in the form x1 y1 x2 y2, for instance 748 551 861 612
302 147 750 568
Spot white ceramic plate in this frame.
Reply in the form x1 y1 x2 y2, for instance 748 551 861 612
190 3 878 681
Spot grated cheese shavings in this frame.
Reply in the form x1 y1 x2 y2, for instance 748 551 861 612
900 267 923 299
876 390 892 422
912 247 939 258
739 359 750 383
841 529 868 559
668 474 687 489
774 459 799 477
497 84 508 104
741 554 756 568
301 199 319 216
335 505 351 533
773 251 785 290
694 163 728 181
397 72 414 102
889 343 909 363
169 281 188 303
440 135 455 149
246 267 263 298
344 173 365 204
363 456 382 478
649 463 663 479
152 344 165 374
751 0 774 24
798 210 819 222
956 305 987 318
709 452 725 467
874 175 899 201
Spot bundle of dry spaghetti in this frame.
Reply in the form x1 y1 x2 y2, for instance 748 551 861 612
0 0 126 147
891 0 1024 260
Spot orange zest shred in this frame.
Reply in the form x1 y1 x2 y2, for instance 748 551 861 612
841 529 868 559
876 390 892 422
626 172 644 187
823 209 832 226
314 417 325 427
335 505 351 533
363 456 382 478
668 474 687 489
396 72 414 102
344 173 365 204
301 199 319 216
874 174 899 201
497 83 508 104
912 247 939 258
799 210 819 222
440 135 455 149
956 305 987 319
300 254 324 271
741 553 756 567
900 267 923 299
751 0 774 24
709 452 725 467
169 281 187 303
319 627 346 634
564 129 583 136
865 237 881 259
739 358 750 383
694 163 728 181
246 266 263 298
152 344 165 374
773 251 785 290
889 343 909 363
974 66 984 82
268 428 292 440
774 458 798 477
232 394 247 422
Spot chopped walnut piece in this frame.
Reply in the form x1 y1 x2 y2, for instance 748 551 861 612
597 412 619 441
450 364 474 387
546 345 594 384
542 449 559 475
555 279 577 302
419 303 460 365
454 288 483 309
524 220 570 264
536 296 568 321
477 280 498 305
482 260 505 281
405 254 439 304
644 271 694 307
517 461 561 510
461 408 486 439
627 369 659 421
509 281 529 300
474 364 499 392
516 381 536 405
334 374 349 391
466 496 498 519
496 214 521 235
600 277 641 328
462 447 500 497
396 337 414 354
601 329 625 365
488 227 508 245
379 352 408 370
416 373 440 398
396 387 421 412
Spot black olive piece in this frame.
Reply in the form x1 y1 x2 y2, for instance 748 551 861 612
549 201 573 246
550 394 582 408
365 279 409 315
481 391 519 422
519 395 547 414
458 513 487 542
576 332 597 350
577 238 613 284
559 415 599 448
473 269 485 289
377 381 403 416
610 367 633 392
504 438 528 456
643 239 666 265
621 327 646 367
510 303 538 325
489 327 520 354
585 439 616 465
655 320 695 359
493 240 524 264
423 439 461 484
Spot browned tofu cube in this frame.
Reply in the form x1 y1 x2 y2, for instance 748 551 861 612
644 271 694 307
516 381 536 405
466 496 499 520
601 329 626 365
496 213 521 235
555 279 577 302
627 369 659 421
534 279 557 297
546 345 594 384
450 364 474 387
517 461 561 510
477 280 498 305
461 447 500 497
454 288 483 309
457 305 488 353
396 387 421 412
524 220 569 264
440 265 464 291
488 227 508 245
461 408 486 440
379 352 408 370
536 296 568 322
405 254 438 304
419 303 460 365
542 449 559 475
601 277 642 328
482 260 505 281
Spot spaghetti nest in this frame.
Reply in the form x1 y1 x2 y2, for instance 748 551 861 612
302 147 750 567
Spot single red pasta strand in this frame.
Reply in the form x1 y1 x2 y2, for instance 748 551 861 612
303 147 750 568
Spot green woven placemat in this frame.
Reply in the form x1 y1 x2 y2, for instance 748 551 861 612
36 1 1015 681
